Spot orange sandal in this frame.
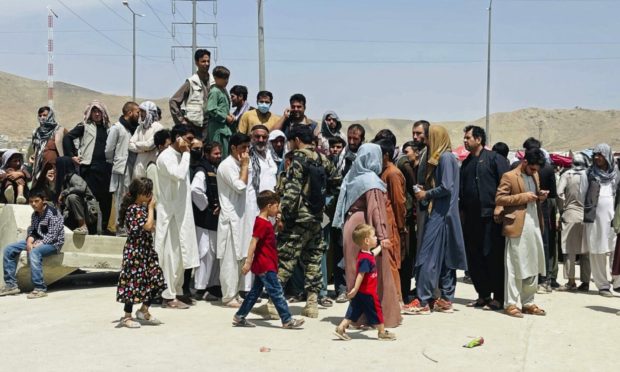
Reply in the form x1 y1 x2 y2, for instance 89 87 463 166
505 304 524 318
522 304 546 316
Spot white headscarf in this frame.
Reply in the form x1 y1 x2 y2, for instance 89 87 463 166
138 101 159 130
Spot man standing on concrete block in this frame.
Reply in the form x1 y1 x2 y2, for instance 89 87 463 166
1 188 65 299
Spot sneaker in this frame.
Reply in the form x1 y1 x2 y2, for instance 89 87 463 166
282 318 305 329
135 310 162 325
73 225 89 235
537 283 552 294
335 292 348 303
27 290 48 299
251 302 280 320
599 289 614 297
577 282 590 292
433 298 454 313
549 279 560 289
0 286 20 296
462 275 473 284
3 185 15 203
405 298 421 309
232 315 256 327
378 330 397 341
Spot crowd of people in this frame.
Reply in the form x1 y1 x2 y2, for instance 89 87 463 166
1 49 620 338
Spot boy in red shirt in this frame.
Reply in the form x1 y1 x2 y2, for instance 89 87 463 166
334 224 396 341
233 190 305 329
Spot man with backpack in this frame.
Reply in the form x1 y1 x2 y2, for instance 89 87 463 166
277 125 341 318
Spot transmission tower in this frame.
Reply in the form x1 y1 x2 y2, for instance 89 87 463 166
171 0 218 75
47 6 59 108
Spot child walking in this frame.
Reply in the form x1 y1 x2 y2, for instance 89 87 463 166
116 178 166 328
334 224 396 341
232 190 305 329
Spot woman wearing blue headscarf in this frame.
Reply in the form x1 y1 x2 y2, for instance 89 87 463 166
333 143 402 328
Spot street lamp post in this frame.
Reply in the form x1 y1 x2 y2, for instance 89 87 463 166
122 1 144 102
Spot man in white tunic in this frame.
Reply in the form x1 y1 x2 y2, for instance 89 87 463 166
238 125 279 293
155 125 199 309
216 133 251 307
584 143 619 297
496 148 548 318
557 153 590 292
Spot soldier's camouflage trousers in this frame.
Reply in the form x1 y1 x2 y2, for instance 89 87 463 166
277 221 326 294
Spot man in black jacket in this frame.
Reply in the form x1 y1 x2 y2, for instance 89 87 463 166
460 126 509 310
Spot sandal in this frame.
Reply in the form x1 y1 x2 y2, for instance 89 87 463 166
120 317 141 328
483 300 503 311
232 316 256 327
282 318 305 329
135 310 163 325
162 299 190 309
333 326 351 341
522 304 546 316
504 304 523 318
318 297 333 307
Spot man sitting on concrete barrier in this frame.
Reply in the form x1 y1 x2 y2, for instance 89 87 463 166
1 188 65 299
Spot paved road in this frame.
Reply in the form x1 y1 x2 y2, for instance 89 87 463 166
1 268 619 371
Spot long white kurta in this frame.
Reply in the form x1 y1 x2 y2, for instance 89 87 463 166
216 155 248 303
155 147 199 299
586 183 617 254
505 174 546 280
191 170 220 290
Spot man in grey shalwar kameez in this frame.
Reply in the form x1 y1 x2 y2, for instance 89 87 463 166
496 148 548 318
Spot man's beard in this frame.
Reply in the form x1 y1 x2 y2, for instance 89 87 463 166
254 142 267 152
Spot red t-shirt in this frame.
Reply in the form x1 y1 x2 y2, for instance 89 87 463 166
250 216 279 274
356 251 378 295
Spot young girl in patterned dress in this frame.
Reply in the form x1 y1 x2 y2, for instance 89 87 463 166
116 178 166 328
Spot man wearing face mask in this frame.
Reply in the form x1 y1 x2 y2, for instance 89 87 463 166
105 102 140 236
238 90 281 135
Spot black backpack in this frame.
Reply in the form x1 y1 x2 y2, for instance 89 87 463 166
295 150 327 215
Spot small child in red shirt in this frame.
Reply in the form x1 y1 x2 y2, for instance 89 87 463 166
233 190 305 329
334 223 396 341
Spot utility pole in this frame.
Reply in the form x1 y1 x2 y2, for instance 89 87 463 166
485 0 493 143
47 6 59 108
258 0 265 90
123 1 144 102
171 0 218 75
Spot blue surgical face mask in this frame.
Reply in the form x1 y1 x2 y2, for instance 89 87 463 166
257 102 271 114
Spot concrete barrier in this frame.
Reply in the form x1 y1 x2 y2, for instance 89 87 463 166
0 204 125 291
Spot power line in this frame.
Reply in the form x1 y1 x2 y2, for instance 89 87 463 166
56 0 131 53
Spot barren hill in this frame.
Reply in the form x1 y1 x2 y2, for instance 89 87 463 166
1 71 618 151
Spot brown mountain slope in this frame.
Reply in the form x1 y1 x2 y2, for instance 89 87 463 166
1 71 618 151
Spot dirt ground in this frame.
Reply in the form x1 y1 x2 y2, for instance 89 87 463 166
1 268 619 372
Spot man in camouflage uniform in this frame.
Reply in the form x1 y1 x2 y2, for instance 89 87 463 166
277 125 341 317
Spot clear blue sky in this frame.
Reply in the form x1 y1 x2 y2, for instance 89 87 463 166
2 0 619 122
